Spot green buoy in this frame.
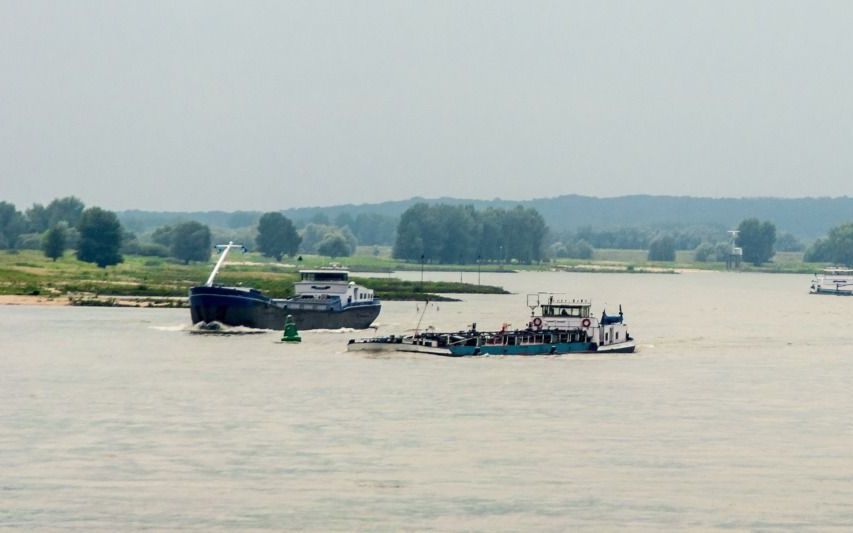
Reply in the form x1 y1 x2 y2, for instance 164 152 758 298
281 315 302 343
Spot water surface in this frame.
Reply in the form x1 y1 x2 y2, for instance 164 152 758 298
2 271 852 530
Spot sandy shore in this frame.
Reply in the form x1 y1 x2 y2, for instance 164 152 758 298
0 294 188 308
0 295 70 306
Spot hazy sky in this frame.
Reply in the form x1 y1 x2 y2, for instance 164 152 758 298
1 1 852 211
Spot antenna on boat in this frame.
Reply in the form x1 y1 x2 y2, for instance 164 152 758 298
526 294 541 317
205 241 247 287
414 298 430 335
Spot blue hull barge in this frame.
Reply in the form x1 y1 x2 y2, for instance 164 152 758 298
347 293 634 356
189 243 381 330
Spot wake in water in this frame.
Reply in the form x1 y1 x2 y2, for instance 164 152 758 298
152 322 377 335
151 322 270 334
186 321 271 335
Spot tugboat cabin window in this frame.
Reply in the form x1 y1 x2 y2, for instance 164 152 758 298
542 305 588 318
301 271 349 282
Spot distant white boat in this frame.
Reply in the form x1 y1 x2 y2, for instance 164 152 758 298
810 268 853 296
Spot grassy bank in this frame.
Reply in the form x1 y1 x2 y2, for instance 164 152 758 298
572 249 822 274
0 250 508 304
0 248 827 308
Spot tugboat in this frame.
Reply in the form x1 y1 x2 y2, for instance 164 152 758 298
810 267 853 296
347 293 635 356
189 243 381 330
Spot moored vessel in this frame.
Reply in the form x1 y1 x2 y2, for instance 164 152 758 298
810 268 853 296
347 293 634 356
189 243 381 330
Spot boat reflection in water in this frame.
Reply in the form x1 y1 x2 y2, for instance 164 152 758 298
348 293 634 357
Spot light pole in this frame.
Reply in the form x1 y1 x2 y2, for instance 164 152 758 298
477 255 481 285
459 255 463 283
420 254 425 290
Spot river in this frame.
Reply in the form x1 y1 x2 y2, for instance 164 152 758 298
2 270 852 530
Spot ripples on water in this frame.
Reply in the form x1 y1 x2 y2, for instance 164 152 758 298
2 271 852 530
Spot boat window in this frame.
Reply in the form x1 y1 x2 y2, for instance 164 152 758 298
301 271 348 282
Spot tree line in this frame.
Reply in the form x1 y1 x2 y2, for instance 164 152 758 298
6 196 852 267
645 218 780 265
803 223 853 265
0 197 365 267
392 204 548 264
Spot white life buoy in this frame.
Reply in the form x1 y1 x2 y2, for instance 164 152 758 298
581 318 591 328
532 317 543 328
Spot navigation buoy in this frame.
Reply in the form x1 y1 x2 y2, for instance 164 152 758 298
281 315 302 343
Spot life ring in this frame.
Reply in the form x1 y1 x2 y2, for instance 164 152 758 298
581 318 591 328
532 317 543 328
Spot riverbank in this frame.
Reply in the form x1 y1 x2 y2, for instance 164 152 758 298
0 250 508 305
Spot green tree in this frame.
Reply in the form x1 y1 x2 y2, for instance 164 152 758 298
825 223 853 266
256 212 300 261
392 203 549 263
393 204 431 260
736 218 776 265
352 213 397 245
42 223 67 261
0 202 27 249
775 232 805 252
804 238 833 263
26 204 50 233
334 212 355 229
693 242 716 262
45 196 85 228
317 233 352 258
648 235 676 261
567 239 594 259
171 221 212 264
76 207 123 267
151 225 175 247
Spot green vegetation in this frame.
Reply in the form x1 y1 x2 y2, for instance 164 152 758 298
42 224 67 261
317 233 352 258
0 250 507 302
76 207 123 268
300 223 357 257
560 248 818 274
394 204 547 264
736 218 777 265
2 195 848 301
171 221 212 264
256 212 301 261
804 223 853 266
647 235 676 261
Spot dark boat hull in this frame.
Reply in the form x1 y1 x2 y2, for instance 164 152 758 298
189 286 381 330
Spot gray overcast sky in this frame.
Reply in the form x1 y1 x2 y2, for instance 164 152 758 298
1 1 852 211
